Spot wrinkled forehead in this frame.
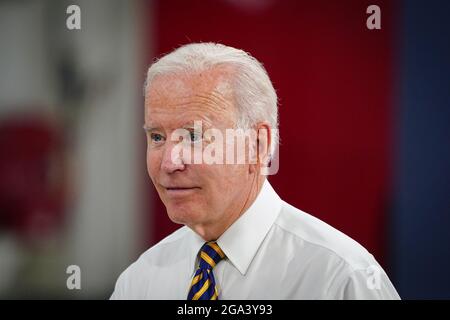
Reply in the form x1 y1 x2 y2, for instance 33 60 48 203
145 68 237 126
146 66 235 102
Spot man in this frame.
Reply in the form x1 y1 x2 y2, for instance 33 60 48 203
111 43 400 299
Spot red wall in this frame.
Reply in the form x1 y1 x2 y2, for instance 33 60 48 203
146 0 395 266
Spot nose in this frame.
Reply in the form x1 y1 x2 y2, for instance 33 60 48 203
161 141 186 174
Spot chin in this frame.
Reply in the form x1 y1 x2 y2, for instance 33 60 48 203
165 203 204 225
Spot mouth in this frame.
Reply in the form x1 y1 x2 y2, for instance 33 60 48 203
163 186 201 197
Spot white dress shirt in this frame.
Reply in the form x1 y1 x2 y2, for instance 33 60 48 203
111 180 400 299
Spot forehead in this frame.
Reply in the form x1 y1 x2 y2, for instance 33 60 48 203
144 68 237 128
147 65 235 98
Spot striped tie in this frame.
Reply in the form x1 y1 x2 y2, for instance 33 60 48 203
187 241 225 300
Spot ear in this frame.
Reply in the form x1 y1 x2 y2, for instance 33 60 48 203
249 122 272 174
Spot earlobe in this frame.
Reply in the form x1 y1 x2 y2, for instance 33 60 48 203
257 125 271 165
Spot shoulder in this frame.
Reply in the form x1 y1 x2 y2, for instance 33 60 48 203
139 225 192 262
271 201 400 299
274 200 377 271
131 225 192 270
110 226 190 299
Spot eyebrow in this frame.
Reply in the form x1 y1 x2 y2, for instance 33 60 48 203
142 125 156 132
142 122 210 132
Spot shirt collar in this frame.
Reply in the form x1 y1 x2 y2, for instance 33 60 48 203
217 179 282 275
186 180 282 276
187 230 206 274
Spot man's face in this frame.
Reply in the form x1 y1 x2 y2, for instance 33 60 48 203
144 70 256 237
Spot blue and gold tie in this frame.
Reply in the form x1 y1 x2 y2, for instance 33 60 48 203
187 241 225 300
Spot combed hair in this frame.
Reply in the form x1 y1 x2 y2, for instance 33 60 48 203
144 42 279 154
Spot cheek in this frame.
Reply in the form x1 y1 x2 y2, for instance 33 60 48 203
200 164 246 190
147 149 161 179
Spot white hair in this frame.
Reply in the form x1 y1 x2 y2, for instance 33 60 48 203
144 42 279 154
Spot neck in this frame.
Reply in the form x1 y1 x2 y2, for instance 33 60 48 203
193 175 266 241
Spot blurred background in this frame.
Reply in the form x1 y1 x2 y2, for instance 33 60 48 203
0 0 449 299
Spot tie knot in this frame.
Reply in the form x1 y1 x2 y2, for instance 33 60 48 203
199 241 225 270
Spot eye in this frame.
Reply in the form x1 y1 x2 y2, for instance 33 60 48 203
189 131 202 143
150 133 165 144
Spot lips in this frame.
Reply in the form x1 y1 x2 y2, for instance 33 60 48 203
163 186 200 197
164 186 199 190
